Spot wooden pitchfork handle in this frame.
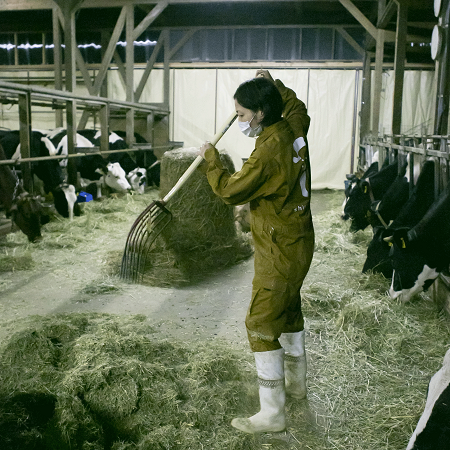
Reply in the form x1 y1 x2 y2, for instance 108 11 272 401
161 111 238 205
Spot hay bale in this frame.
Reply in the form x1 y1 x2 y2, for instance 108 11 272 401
159 147 237 250
141 148 253 286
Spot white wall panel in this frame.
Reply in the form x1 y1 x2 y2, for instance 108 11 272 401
374 70 435 136
307 69 356 189
171 69 217 152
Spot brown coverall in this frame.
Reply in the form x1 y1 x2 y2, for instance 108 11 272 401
204 80 315 352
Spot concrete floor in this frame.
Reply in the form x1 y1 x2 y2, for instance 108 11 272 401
0 189 340 346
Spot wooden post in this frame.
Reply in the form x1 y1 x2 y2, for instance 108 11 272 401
18 92 33 192
372 28 385 135
391 2 408 138
63 8 78 187
52 5 64 128
163 29 170 110
126 4 135 146
360 51 372 140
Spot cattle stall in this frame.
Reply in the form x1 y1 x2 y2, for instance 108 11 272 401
0 1 445 449
356 134 450 313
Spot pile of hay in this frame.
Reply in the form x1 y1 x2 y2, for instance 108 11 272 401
2 189 450 450
0 313 261 450
299 191 450 450
0 182 251 288
141 148 253 286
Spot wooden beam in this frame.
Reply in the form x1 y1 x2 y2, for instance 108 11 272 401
18 93 33 192
163 29 170 109
335 26 365 56
133 0 169 40
135 33 165 102
168 28 196 59
56 7 95 95
338 0 378 40
53 0 84 14
377 0 397 29
92 6 127 94
372 28 385 134
126 4 135 144
0 0 348 10
52 4 63 127
113 49 127 85
359 51 372 139
391 2 407 136
62 6 78 186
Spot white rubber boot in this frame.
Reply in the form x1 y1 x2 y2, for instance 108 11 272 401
231 348 286 434
279 331 307 399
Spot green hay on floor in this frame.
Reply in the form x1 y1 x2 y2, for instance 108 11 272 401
300 191 450 450
141 230 253 287
0 313 258 450
0 179 251 287
2 189 450 450
0 252 34 272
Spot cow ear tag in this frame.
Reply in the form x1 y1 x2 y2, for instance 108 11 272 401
363 185 368 194
400 237 406 249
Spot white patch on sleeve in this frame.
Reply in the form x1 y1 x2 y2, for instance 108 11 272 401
299 171 308 197
293 137 306 163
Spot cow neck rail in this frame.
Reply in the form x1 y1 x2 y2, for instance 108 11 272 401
0 80 168 116
362 135 450 161
0 144 182 167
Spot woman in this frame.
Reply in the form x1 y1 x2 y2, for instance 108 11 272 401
198 69 315 434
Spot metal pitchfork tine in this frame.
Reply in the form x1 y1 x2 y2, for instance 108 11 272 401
120 111 238 282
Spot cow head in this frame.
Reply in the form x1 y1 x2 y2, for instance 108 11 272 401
387 228 439 302
53 184 81 220
103 162 131 192
343 179 372 232
362 226 393 278
127 167 147 194
10 193 44 243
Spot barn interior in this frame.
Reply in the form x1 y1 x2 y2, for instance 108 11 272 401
0 1 449 449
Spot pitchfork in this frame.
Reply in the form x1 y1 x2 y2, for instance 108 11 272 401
120 112 238 282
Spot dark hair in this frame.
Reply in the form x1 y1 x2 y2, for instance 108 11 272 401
234 77 283 128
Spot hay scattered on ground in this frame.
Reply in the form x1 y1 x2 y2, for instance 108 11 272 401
301 191 450 450
0 313 259 450
0 182 252 288
1 189 450 450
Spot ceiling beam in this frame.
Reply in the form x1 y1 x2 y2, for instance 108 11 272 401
1 0 378 11
377 0 397 29
335 26 365 56
133 0 168 40
337 0 378 40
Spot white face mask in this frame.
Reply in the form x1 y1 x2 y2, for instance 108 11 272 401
238 114 263 138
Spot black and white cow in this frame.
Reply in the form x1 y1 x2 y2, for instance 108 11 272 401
79 129 159 191
386 179 450 302
341 161 379 221
344 158 401 232
0 143 46 242
406 347 450 449
113 130 160 187
48 130 131 193
0 130 80 220
362 160 436 279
